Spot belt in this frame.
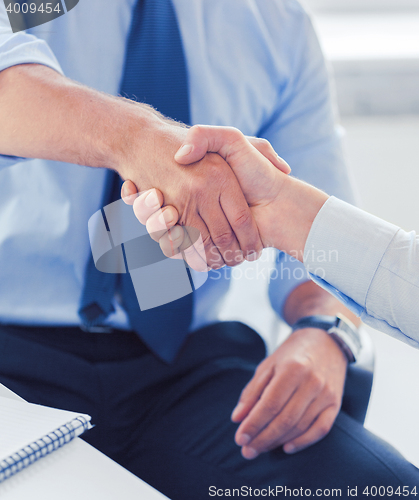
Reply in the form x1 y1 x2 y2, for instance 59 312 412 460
0 323 150 363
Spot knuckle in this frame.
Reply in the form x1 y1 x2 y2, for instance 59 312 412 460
246 424 261 438
309 374 324 394
228 127 245 142
261 397 279 418
254 363 268 377
201 232 213 250
277 414 296 433
212 230 235 250
201 234 215 255
288 358 311 378
231 208 253 231
322 384 338 404
191 124 204 135
191 176 208 195
202 235 224 268
257 137 272 151
294 421 308 435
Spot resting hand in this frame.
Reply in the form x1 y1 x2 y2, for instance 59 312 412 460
232 327 347 457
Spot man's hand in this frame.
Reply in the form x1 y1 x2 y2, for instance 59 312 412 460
122 126 299 270
231 327 347 458
117 121 265 269
123 125 327 269
0 65 265 269
122 125 296 269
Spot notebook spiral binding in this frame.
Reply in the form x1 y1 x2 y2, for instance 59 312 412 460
0 415 90 483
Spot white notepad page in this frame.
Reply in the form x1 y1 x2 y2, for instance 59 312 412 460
0 396 92 461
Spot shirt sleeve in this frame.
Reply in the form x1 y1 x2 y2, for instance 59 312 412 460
263 1 357 318
304 196 419 347
0 3 63 168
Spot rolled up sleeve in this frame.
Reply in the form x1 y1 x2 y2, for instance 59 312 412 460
0 5 63 168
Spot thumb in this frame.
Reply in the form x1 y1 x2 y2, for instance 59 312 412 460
175 125 291 175
174 125 244 165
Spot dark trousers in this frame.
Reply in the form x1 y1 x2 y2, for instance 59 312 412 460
0 322 418 499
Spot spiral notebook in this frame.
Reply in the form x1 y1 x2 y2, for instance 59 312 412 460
0 395 92 483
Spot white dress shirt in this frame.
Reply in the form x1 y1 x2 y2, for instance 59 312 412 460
0 0 356 332
305 196 419 346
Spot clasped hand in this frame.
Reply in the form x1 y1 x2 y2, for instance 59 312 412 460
121 125 347 458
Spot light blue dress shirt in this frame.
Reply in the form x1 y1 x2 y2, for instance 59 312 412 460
305 197 419 347
0 0 356 332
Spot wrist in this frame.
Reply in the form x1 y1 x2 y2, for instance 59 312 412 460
292 314 361 363
266 176 328 259
112 102 189 182
108 100 166 177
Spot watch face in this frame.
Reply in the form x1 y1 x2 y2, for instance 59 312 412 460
329 324 362 363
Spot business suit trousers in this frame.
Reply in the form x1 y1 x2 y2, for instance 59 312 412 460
0 322 418 499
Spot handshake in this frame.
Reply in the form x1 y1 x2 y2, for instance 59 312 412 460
121 125 329 271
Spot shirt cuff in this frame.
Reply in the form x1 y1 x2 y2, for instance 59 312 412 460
0 31 63 73
303 196 399 310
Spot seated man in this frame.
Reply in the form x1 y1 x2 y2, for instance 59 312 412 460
0 0 418 498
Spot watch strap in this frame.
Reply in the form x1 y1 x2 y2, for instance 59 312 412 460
292 314 361 363
292 315 337 332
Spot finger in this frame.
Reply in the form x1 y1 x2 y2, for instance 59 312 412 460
145 206 179 241
240 378 323 458
174 125 291 175
198 201 244 267
270 395 330 447
181 227 211 272
174 125 243 165
157 225 210 272
158 222 211 271
219 183 263 262
185 214 224 270
282 406 338 454
159 225 185 257
121 180 139 205
132 189 165 225
234 361 311 448
246 137 291 174
235 377 296 448
231 363 274 424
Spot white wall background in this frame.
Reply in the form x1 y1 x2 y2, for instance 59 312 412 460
343 116 419 468
309 1 419 468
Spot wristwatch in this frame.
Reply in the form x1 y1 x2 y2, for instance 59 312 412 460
291 314 362 363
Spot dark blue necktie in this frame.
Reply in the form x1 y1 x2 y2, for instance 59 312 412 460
79 0 193 363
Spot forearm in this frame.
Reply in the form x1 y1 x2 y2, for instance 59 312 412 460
283 280 361 328
263 175 329 257
0 64 164 171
